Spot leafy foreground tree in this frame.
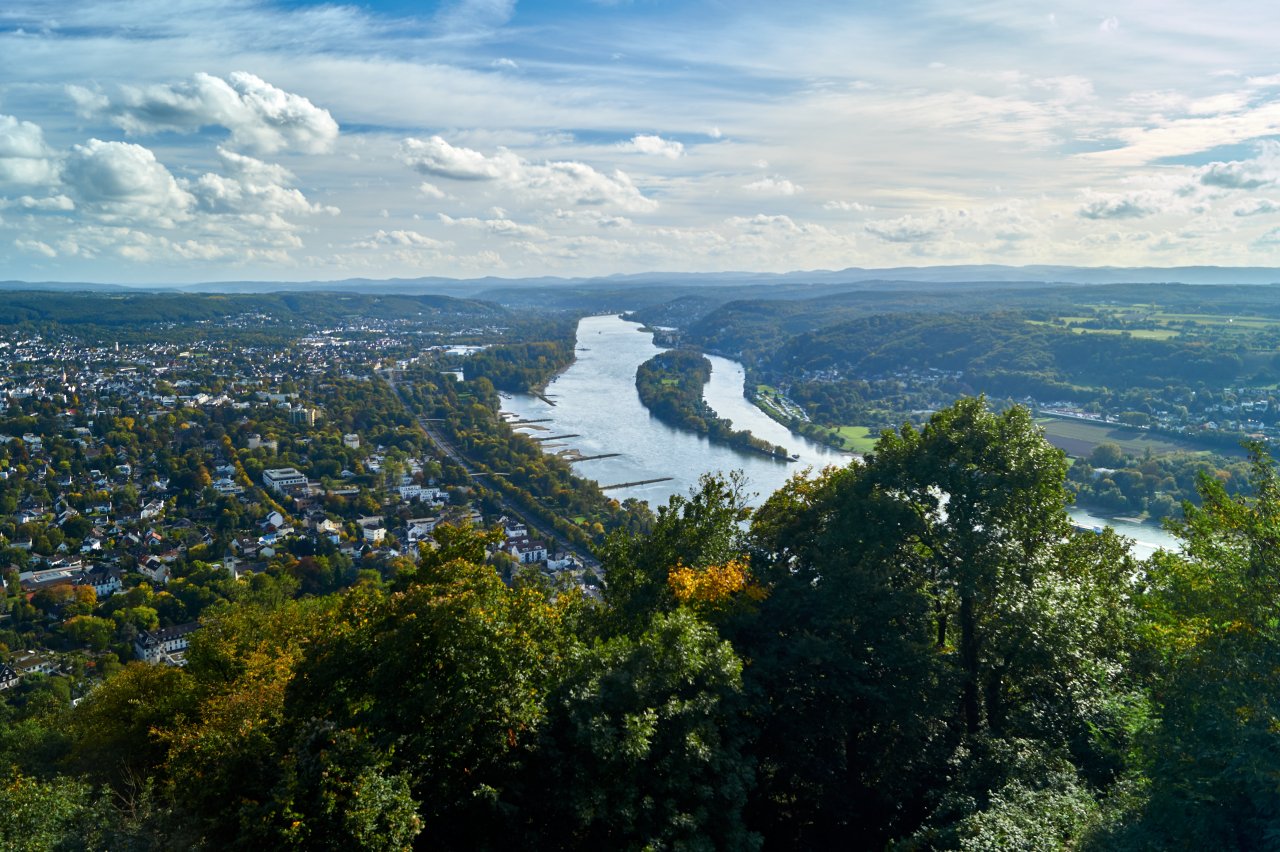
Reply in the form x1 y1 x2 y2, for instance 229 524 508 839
1103 445 1280 849
525 609 758 850
743 398 1145 848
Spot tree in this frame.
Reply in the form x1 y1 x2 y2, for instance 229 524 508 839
1089 442 1127 469
743 398 1142 846
284 542 572 848
1118 445 1280 848
527 609 758 850
599 471 751 636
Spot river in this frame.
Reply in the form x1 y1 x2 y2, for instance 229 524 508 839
500 314 1178 559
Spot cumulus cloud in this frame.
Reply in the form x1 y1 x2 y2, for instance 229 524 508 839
186 147 339 224
400 135 657 211
14 238 56 258
69 72 339 154
354 229 450 250
0 194 75 212
400 136 515 180
62 139 193 226
744 177 803 195
438 213 547 239
865 212 944 242
0 115 58 186
621 134 684 159
418 182 448 199
1077 193 1160 220
1199 143 1280 189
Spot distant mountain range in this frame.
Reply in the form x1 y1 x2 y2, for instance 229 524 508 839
3 264 1280 295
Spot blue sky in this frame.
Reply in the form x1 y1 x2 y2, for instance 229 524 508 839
3 0 1280 282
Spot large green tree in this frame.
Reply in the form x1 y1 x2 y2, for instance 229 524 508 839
527 609 758 850
743 398 1142 847
1117 446 1280 848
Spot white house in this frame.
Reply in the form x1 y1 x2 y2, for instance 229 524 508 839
135 622 199 665
406 517 438 545
507 537 548 564
263 467 307 495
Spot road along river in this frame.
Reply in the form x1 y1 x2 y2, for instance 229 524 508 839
499 314 1178 559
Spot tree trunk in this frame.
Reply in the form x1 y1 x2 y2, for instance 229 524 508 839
960 593 981 735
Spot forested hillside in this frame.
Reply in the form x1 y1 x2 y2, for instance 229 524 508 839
4 397 1277 849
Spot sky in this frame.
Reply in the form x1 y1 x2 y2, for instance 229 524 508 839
3 1 1280 282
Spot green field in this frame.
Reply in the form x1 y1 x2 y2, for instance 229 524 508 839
819 425 879 452
1036 416 1215 458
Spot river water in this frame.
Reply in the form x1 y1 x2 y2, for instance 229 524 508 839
500 314 1178 559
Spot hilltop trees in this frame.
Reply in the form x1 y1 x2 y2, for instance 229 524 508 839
742 398 1144 847
1110 445 1280 848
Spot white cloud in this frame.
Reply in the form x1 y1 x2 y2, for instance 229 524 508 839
550 208 632 229
186 147 339 224
69 72 339 154
1235 199 1280 216
418 181 448 199
438 213 548 239
1075 188 1172 218
865 213 944 242
14 238 56 258
1199 143 1280 189
1099 16 1120 33
824 200 872 212
1077 192 1163 220
1085 102 1280 167
744 177 803 195
621 134 684 159
727 213 803 233
0 115 58 186
62 139 193 226
400 136 516 180
400 135 657 211
354 229 450 250
0 194 75 211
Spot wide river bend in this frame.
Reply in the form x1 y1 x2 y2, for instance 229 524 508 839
499 314 1178 559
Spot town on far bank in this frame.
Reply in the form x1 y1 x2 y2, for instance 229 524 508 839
0 294 612 704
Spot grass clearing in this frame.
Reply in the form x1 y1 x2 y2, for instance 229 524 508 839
1036 415 1224 458
835 426 880 452
818 425 879 452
